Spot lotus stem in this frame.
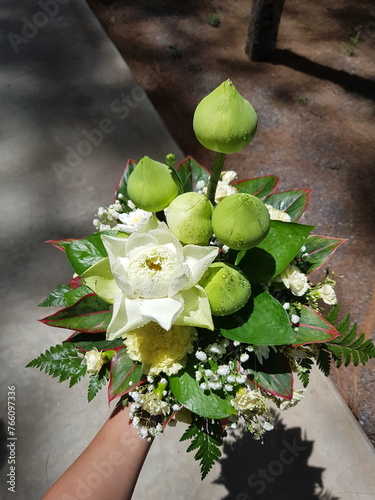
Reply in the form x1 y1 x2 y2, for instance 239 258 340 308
206 152 226 204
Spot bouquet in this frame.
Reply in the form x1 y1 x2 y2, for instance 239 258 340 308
29 80 375 479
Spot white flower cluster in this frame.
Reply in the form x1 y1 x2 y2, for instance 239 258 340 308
93 198 151 233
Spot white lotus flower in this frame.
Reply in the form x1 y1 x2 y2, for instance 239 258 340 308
100 222 218 339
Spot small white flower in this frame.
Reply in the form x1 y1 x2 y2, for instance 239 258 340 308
195 350 207 362
291 314 300 325
200 382 208 390
84 348 105 375
195 371 202 381
225 384 233 392
265 204 291 223
317 284 337 305
262 421 274 431
117 208 152 233
283 302 290 310
278 264 310 297
205 369 213 377
236 374 247 384
240 353 249 363
217 365 230 376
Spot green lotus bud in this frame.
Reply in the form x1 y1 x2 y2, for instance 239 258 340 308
200 262 251 316
127 156 180 212
166 192 214 245
193 80 258 154
212 193 270 250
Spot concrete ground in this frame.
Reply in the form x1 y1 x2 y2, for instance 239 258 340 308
0 2 374 499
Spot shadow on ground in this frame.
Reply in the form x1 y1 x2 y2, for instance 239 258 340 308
217 415 340 500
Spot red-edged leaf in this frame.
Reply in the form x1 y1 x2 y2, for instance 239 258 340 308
70 276 83 289
264 189 311 222
176 156 210 192
297 235 347 274
46 238 77 251
234 175 279 199
40 293 111 333
108 348 143 402
115 159 138 206
252 351 293 400
293 305 340 346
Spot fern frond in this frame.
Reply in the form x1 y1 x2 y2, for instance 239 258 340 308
180 417 223 479
87 369 109 402
26 342 86 387
322 308 375 368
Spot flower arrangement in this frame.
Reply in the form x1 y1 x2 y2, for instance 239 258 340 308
29 80 375 479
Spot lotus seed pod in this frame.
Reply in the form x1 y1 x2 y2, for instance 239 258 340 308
166 192 214 245
193 80 258 154
127 156 180 212
200 262 251 316
212 193 270 250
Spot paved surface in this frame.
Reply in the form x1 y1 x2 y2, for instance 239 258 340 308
0 2 374 499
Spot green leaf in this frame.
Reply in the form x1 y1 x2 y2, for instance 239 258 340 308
264 189 311 222
317 348 331 376
180 417 223 480
39 284 73 307
88 371 109 402
40 294 111 333
296 235 346 274
234 175 278 198
297 358 314 387
66 231 116 275
238 221 314 284
64 285 93 306
26 342 86 388
46 238 77 251
176 156 210 193
322 309 375 368
68 332 124 351
108 348 143 402
219 288 295 345
251 351 293 399
81 257 117 304
293 306 340 345
169 357 236 419
115 159 138 208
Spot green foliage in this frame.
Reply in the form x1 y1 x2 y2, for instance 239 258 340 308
108 348 143 402
297 96 308 107
26 343 86 388
169 356 236 419
219 288 295 346
39 284 73 307
345 25 363 56
264 189 310 222
40 294 111 333
237 221 314 284
88 369 109 402
208 14 220 27
235 175 278 199
317 305 375 375
180 417 223 479
176 156 210 193
297 358 314 388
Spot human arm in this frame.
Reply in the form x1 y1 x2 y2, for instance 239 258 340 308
42 404 152 500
